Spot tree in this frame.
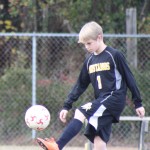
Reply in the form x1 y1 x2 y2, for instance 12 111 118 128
0 0 150 33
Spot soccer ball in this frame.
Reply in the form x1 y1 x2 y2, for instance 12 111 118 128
25 105 50 131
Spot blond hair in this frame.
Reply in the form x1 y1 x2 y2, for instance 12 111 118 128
78 21 103 43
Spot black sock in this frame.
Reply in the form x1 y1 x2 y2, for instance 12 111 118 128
56 119 83 150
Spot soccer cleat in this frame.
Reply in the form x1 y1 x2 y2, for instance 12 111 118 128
36 137 59 150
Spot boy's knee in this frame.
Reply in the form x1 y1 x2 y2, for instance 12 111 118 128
94 136 107 150
74 109 85 123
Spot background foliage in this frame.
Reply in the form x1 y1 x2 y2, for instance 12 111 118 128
0 0 150 33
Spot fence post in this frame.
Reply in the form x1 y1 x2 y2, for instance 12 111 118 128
32 33 37 139
85 140 93 150
84 120 93 150
139 120 149 150
126 8 137 68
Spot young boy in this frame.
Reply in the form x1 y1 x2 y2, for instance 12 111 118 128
36 21 145 150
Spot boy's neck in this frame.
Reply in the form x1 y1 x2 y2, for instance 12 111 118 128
94 44 107 55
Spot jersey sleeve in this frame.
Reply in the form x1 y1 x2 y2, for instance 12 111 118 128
63 60 91 110
115 51 142 108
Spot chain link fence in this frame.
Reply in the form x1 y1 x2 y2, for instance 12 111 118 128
0 33 150 149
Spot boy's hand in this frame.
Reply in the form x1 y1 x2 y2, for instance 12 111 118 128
59 109 68 123
136 106 145 118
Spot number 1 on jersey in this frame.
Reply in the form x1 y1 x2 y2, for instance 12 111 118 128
97 75 102 89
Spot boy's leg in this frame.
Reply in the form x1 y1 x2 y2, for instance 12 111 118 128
36 109 85 150
93 136 107 150
83 107 113 150
57 109 85 149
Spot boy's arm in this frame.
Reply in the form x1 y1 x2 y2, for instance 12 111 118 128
115 51 143 109
63 61 90 110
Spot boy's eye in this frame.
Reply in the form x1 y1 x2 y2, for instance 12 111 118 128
87 42 91 45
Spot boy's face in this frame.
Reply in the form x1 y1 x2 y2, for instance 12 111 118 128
82 36 102 53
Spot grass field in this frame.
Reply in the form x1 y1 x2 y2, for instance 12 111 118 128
0 146 137 150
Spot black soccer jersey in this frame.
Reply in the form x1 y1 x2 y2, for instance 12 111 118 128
63 46 142 120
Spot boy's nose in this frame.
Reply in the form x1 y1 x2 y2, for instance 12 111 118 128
85 45 89 49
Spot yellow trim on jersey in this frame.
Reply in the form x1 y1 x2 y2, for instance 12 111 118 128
89 62 110 73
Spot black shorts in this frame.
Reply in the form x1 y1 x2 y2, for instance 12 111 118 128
78 100 114 143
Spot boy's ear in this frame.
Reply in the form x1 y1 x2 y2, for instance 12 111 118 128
97 34 102 40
